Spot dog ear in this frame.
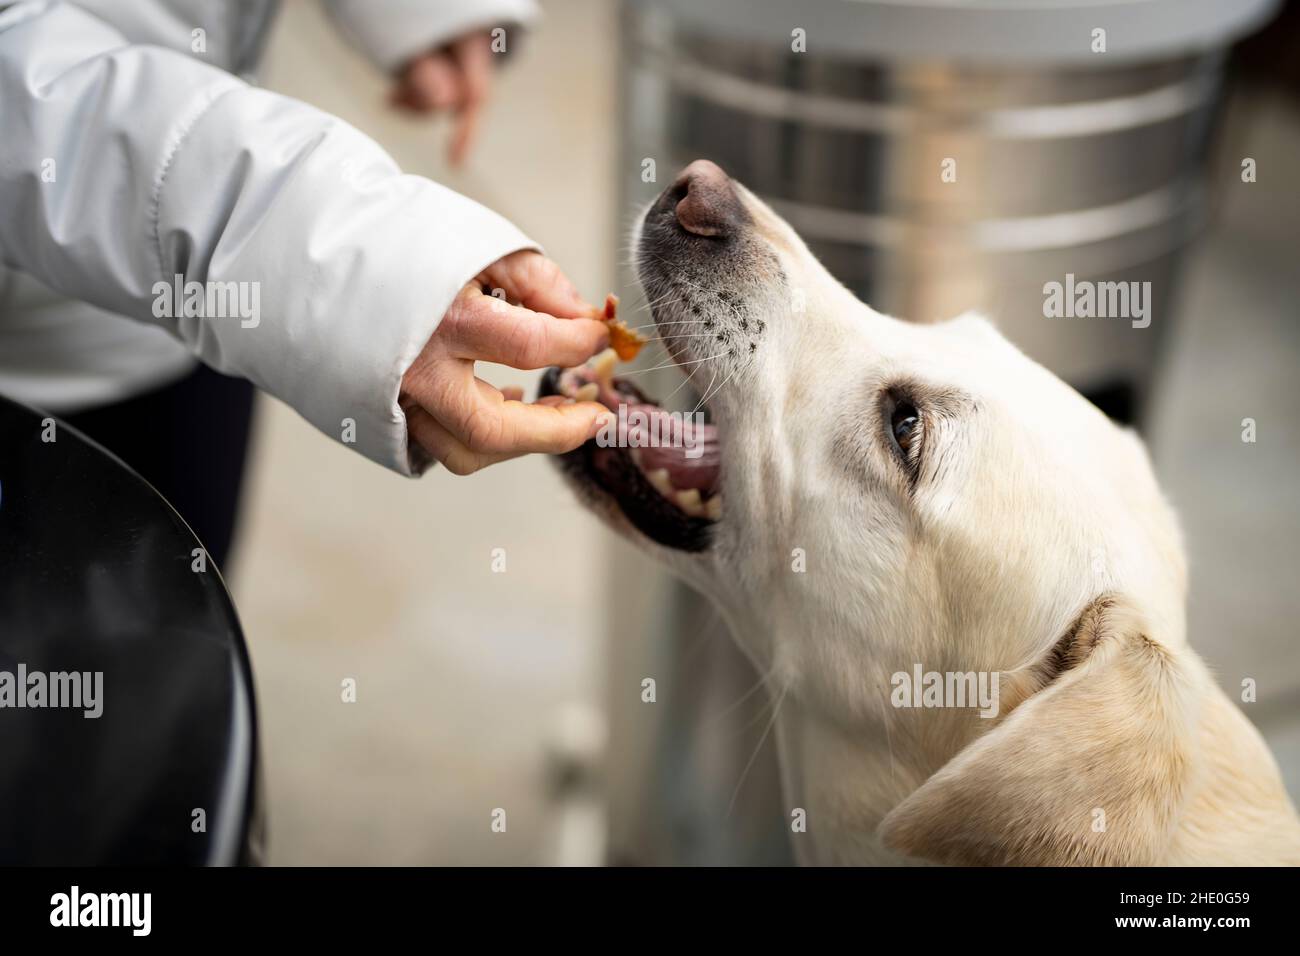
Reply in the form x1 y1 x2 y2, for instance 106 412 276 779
878 595 1198 865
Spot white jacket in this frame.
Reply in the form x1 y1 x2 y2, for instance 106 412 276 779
0 0 540 475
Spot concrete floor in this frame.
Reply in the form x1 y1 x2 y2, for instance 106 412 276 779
231 2 1300 864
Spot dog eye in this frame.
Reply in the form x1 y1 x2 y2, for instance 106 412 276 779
889 398 920 457
877 388 926 481
891 402 920 453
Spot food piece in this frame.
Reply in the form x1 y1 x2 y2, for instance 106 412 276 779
591 348 618 389
595 293 647 362
545 355 722 527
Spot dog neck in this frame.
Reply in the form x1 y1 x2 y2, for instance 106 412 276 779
723 605 996 863
772 696 968 865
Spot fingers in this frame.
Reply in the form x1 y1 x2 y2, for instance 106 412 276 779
406 404 520 476
397 52 462 112
449 102 482 167
478 251 594 319
449 389 609 457
449 34 493 165
452 34 493 103
441 285 609 369
391 36 494 163
409 382 610 473
403 244 617 474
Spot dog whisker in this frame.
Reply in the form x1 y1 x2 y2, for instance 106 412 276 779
727 685 787 818
692 360 742 414
615 352 730 376
703 662 781 731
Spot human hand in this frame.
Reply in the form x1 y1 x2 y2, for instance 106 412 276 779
390 32 495 165
400 251 612 475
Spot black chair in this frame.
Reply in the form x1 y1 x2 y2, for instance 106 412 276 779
0 395 261 864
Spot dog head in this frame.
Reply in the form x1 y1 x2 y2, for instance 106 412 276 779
545 160 1197 864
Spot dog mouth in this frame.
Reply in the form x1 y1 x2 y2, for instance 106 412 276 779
539 349 720 553
540 159 763 553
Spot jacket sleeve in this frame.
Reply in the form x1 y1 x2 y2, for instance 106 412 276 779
0 0 537 475
319 0 540 73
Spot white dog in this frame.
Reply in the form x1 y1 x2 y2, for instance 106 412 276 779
543 160 1300 865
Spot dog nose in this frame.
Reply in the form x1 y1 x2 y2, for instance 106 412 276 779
671 160 741 238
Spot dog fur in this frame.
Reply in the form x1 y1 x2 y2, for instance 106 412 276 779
565 165 1300 866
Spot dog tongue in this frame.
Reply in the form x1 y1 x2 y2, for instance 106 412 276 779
602 387 720 493
633 407 720 492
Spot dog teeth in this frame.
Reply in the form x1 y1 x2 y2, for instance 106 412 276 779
675 489 704 517
704 494 722 521
591 348 618 387
573 382 599 403
646 468 674 498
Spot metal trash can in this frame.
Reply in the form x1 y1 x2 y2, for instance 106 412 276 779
621 0 1279 418
610 0 1280 865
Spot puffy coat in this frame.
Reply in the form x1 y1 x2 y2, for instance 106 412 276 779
0 0 540 473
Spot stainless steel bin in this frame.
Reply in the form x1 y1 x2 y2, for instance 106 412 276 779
621 0 1278 414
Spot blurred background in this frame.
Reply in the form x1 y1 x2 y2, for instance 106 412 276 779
230 0 1300 864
